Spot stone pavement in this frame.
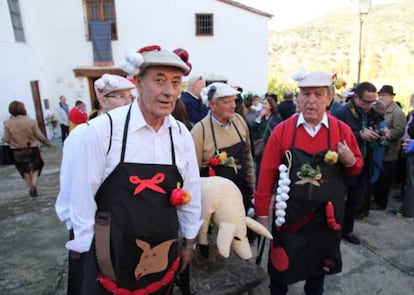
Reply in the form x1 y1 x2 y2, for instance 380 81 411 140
0 141 413 295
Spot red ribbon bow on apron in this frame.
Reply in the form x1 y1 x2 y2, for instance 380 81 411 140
129 173 166 195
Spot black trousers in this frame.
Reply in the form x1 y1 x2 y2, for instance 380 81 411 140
373 160 396 209
68 230 85 295
343 165 369 234
60 124 69 143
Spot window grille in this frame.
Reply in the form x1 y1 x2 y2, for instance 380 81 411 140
195 14 213 36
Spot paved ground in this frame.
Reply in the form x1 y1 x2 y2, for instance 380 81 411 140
1 141 413 294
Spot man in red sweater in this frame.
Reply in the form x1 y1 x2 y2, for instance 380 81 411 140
255 71 363 295
68 100 87 131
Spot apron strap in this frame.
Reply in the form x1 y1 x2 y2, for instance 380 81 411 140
169 127 176 166
290 116 298 148
327 116 343 151
210 114 219 151
231 118 244 143
120 105 132 162
94 211 117 281
106 113 113 155
210 113 244 151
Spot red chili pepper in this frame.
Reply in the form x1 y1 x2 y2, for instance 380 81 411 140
100 276 118 291
132 289 147 295
116 288 132 295
208 166 216 176
325 201 341 231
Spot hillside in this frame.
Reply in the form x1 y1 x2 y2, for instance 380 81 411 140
268 0 414 107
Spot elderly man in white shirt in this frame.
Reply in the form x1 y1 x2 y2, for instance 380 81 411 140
66 46 202 295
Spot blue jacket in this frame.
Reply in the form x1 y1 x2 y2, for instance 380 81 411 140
331 101 366 153
180 91 209 124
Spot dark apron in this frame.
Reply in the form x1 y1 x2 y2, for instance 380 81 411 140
268 121 346 284
81 107 182 294
200 114 252 213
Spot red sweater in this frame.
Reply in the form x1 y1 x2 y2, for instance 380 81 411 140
69 107 87 125
254 114 363 216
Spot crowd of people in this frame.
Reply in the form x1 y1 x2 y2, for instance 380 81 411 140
2 45 414 295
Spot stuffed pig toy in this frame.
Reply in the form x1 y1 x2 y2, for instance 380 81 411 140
199 176 273 259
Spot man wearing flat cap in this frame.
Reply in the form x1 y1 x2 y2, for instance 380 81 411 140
66 46 202 294
255 71 363 295
371 85 405 210
191 82 256 234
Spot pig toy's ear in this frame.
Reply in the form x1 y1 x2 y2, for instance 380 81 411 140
136 239 150 251
216 222 236 258
245 217 273 240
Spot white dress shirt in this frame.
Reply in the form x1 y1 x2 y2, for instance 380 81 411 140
55 105 69 126
55 123 89 230
297 112 330 137
66 103 202 253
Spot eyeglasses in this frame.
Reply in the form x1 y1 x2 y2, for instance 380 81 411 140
357 96 377 106
105 94 135 101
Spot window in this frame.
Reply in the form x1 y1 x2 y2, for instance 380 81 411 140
7 0 25 42
195 14 213 36
85 0 117 40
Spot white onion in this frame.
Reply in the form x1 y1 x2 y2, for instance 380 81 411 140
276 209 286 217
279 164 288 172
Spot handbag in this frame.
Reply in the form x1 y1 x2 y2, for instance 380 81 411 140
253 116 273 158
0 140 14 165
254 137 266 158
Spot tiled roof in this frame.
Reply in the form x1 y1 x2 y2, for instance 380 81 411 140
217 0 273 18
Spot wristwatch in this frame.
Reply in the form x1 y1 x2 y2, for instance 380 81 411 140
182 241 197 250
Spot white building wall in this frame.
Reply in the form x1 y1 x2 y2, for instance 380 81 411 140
0 0 91 125
22 0 91 113
0 0 270 138
0 1 40 121
116 0 269 94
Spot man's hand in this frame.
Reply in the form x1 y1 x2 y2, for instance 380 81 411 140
360 128 380 142
384 127 391 139
179 248 194 273
402 138 413 149
179 238 196 273
337 140 356 167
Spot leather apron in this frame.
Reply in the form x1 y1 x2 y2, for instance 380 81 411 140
200 114 252 212
81 107 183 294
268 119 346 284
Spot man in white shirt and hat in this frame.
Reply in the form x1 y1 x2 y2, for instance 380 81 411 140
64 46 202 294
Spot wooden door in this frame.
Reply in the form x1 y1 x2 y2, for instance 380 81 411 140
30 80 46 136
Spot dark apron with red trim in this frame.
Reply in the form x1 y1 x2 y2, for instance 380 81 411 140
200 114 252 212
268 119 346 284
81 107 182 294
